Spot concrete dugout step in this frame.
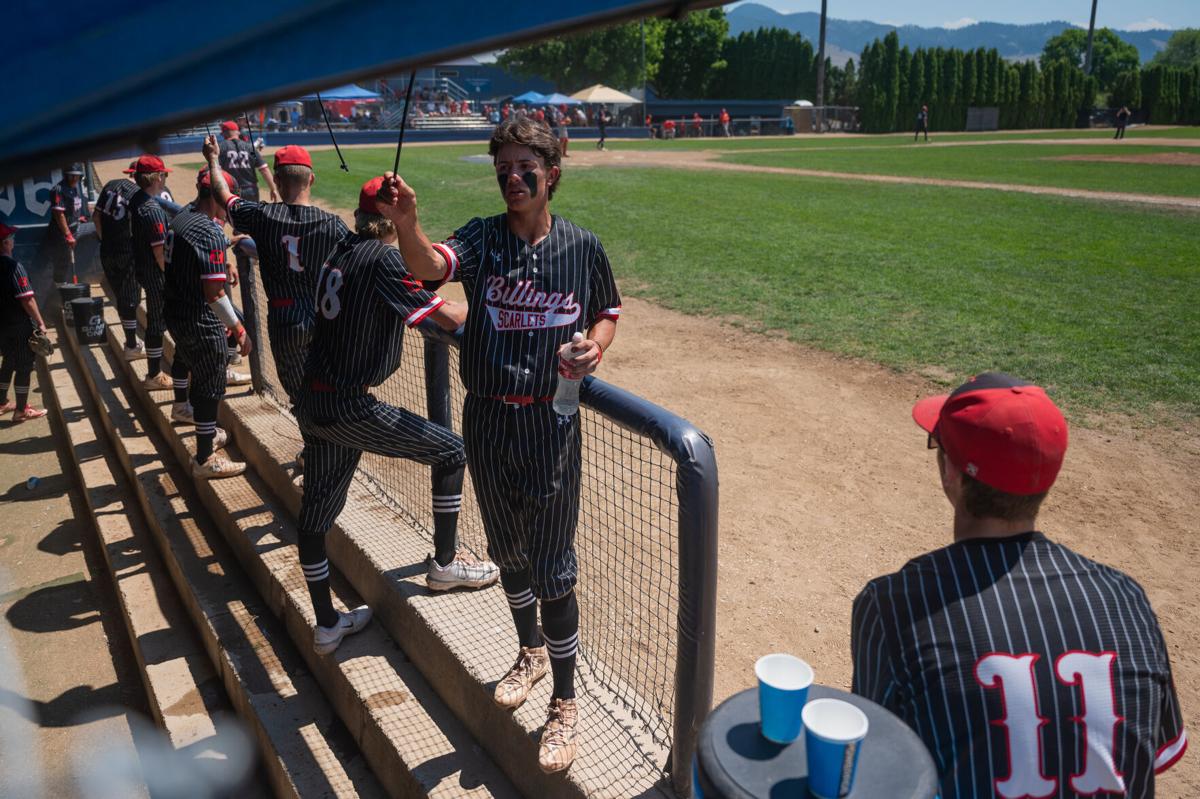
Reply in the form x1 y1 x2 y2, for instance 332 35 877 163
38 333 271 798
60 322 386 799
126 301 672 798
103 304 518 798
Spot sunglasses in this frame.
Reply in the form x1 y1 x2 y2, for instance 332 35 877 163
927 429 941 450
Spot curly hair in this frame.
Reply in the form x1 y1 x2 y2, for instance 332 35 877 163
354 209 395 239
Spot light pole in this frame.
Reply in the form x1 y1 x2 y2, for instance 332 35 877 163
1083 0 1098 75
641 19 648 126
815 0 828 133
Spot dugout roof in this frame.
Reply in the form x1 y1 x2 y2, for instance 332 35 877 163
2 0 721 184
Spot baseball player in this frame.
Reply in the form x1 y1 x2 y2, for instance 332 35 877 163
0 224 48 421
34 163 89 285
380 115 622 773
915 104 930 142
851 372 1187 799
218 120 278 366
126 155 176 391
163 167 251 479
200 136 348 429
93 166 144 359
293 175 499 657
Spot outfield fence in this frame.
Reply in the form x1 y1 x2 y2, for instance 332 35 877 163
237 271 719 797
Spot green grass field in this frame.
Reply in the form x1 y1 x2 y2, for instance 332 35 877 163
286 136 1198 425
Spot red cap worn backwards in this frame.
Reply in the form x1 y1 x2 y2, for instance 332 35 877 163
912 372 1068 495
274 145 312 169
0 223 18 240
220 120 239 132
197 167 238 192
358 176 388 215
123 154 171 174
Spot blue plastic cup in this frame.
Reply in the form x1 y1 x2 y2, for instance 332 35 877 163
802 698 869 799
755 653 814 743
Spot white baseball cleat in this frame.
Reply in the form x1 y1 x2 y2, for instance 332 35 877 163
313 606 373 655
123 341 147 361
142 371 174 391
171 401 195 424
227 352 244 366
191 455 245 480
426 549 500 591
226 368 252 386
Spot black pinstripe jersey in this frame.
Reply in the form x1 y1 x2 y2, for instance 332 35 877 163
851 532 1186 799
1 255 34 328
129 190 169 275
95 178 139 257
225 197 350 321
45 180 86 240
438 214 621 397
218 138 264 199
163 205 229 333
305 235 445 390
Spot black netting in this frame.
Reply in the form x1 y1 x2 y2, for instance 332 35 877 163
246 284 680 753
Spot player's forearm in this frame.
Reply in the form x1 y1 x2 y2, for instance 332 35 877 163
20 297 45 330
587 318 616 352
259 166 278 195
392 218 447 282
207 152 233 206
53 210 70 237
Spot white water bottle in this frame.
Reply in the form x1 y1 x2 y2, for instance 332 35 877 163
552 332 586 416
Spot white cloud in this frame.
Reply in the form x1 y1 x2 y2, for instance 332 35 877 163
1125 18 1169 31
943 17 978 30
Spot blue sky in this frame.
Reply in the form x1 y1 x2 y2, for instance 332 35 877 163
726 1 1198 30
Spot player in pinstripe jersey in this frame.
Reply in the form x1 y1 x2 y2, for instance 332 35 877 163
163 166 251 479
380 116 622 773
93 167 144 359
218 120 279 366
201 137 348 433
126 156 177 392
852 372 1186 799
293 175 500 657
0 223 48 421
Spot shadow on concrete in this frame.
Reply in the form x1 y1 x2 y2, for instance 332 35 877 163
0 683 127 727
6 578 100 633
2 472 72 502
0 434 53 457
37 518 83 557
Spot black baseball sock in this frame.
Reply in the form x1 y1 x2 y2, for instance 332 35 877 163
541 591 579 700
193 396 218 464
299 531 339 628
431 457 465 567
171 360 189 404
500 568 542 649
146 333 164 378
122 318 138 348
13 369 32 413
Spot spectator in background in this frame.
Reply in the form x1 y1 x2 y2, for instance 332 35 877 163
535 107 546 125
691 112 703 137
719 108 731 136
595 107 609 151
1115 106 1131 140
556 109 570 157
662 118 676 139
574 107 587 126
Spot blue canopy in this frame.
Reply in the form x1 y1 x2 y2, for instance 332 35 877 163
513 91 549 104
545 92 582 106
0 0 721 184
299 84 381 101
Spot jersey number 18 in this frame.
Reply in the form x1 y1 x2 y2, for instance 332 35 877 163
318 265 343 320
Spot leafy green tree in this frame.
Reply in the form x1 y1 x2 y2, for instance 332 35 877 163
1107 71 1141 109
1041 28 1139 90
497 20 664 92
655 9 728 98
1151 29 1200 68
715 27 815 100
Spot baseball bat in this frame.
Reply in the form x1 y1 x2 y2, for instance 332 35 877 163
316 91 350 172
392 69 418 176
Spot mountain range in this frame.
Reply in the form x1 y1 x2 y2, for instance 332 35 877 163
726 3 1176 66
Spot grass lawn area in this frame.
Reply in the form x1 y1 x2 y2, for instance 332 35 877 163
297 145 1199 424
608 125 1200 152
717 142 1200 197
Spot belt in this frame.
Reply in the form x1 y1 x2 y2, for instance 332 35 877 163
489 394 553 407
269 298 297 308
309 379 368 393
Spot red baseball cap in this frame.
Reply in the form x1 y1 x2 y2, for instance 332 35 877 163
220 120 239 132
358 176 387 214
913 372 1068 495
197 167 238 192
274 145 312 169
0 223 18 240
123 154 171 174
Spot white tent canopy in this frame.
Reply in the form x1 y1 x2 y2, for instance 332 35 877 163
570 84 639 104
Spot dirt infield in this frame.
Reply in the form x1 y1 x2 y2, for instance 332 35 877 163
1051 152 1200 166
95 152 1199 793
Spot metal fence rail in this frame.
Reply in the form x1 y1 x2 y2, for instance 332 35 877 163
241 278 718 796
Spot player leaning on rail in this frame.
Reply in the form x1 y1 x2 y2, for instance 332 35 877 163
377 115 622 774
